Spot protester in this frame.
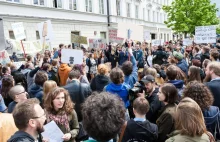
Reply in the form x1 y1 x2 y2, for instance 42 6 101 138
210 49 219 61
97 52 108 65
173 51 188 75
43 80 57 102
153 45 167 65
1 75 14 106
8 85 28 113
44 87 79 142
82 92 126 142
0 94 7 112
72 64 89 85
133 42 144 68
86 53 97 81
50 59 59 85
8 98 46 142
58 61 71 86
144 67 164 86
188 66 202 82
201 46 210 64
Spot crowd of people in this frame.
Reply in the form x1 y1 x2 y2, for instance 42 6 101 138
0 39 220 142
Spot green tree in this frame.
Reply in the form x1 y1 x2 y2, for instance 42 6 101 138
163 0 219 36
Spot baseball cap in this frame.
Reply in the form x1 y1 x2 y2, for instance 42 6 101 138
140 75 155 84
173 51 183 60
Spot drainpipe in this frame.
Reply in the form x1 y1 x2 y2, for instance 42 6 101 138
107 0 110 27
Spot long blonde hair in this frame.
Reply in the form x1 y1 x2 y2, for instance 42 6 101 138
43 80 57 101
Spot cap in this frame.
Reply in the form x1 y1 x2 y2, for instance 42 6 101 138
140 75 155 84
173 51 183 60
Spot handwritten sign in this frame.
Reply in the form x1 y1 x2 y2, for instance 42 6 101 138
71 34 88 44
89 38 106 48
152 40 161 46
61 49 83 64
41 121 64 142
144 31 151 40
109 29 124 44
183 38 193 46
11 22 26 40
0 50 10 65
195 25 216 43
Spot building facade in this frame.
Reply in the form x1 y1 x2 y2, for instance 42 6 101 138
0 0 173 48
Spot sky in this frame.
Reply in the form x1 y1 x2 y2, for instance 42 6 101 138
211 0 220 17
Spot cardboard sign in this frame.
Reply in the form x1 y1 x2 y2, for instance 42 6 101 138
183 38 193 46
144 31 151 40
0 50 10 65
13 62 24 69
61 49 83 64
11 22 26 40
71 34 88 44
195 25 216 43
37 20 54 43
108 29 124 44
89 38 106 48
152 40 161 46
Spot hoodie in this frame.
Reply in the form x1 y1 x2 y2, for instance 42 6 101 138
28 84 43 103
58 64 71 86
105 83 131 108
7 131 35 142
90 75 110 92
203 106 220 139
167 80 184 97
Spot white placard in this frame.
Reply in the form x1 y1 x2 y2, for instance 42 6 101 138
195 25 216 43
11 22 26 40
61 49 83 64
13 62 24 69
41 121 64 142
37 20 54 43
0 50 11 65
144 31 151 40
183 38 193 46
152 40 161 46
88 38 106 48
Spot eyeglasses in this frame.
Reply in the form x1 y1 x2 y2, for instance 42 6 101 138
15 91 27 96
32 113 46 119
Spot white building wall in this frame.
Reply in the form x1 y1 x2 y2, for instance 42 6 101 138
0 0 173 48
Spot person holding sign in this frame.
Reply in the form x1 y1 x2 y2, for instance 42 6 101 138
43 87 79 142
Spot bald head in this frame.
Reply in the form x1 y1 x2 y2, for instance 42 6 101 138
9 85 25 100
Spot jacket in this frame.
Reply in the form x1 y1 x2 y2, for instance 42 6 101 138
153 49 167 65
122 119 158 142
7 131 35 142
105 83 131 108
97 57 108 65
167 80 184 97
0 113 18 142
201 52 210 64
145 88 164 123
133 49 144 68
58 64 72 86
28 84 43 104
124 55 138 88
203 106 220 139
156 104 176 142
8 101 17 113
63 80 92 122
206 79 220 108
176 59 188 75
49 67 59 86
119 51 128 66
90 74 110 92
166 130 210 142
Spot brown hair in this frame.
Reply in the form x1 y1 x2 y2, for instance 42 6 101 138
42 63 51 71
133 97 149 115
34 71 48 86
144 67 157 78
98 64 108 75
122 61 133 76
44 87 74 114
166 65 177 80
51 59 58 66
110 67 124 84
1 75 14 99
183 81 214 111
160 83 178 104
13 98 40 130
207 61 220 77
43 80 57 101
202 59 211 69
210 50 219 61
175 97 207 137
188 66 201 82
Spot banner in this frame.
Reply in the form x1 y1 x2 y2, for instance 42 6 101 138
5 39 42 54
152 40 161 46
0 50 10 65
195 25 216 43
89 38 106 48
37 20 54 43
71 34 88 44
108 29 124 44
11 22 26 41
183 38 193 46
144 31 151 40
61 49 83 65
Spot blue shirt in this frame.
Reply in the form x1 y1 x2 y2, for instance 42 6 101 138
0 94 7 112
134 117 146 122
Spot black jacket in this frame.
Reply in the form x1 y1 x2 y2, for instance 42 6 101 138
200 52 210 65
97 57 108 65
7 131 35 142
63 80 92 122
145 88 164 123
90 74 110 92
153 49 167 65
206 79 220 108
122 119 158 142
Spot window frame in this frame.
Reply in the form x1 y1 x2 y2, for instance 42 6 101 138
135 5 139 19
126 3 131 18
99 0 104 14
85 0 93 12
33 0 45 6
116 0 121 16
6 0 21 3
69 0 77 10
53 0 63 8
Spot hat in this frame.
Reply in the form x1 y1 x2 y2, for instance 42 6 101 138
173 51 183 60
140 75 155 84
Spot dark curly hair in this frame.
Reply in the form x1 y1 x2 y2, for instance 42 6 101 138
183 81 213 111
82 92 126 142
122 61 133 76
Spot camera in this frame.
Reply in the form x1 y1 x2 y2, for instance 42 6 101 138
129 81 146 103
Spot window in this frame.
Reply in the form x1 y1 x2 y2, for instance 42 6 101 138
85 0 92 12
6 0 20 2
126 3 131 17
36 31 40 40
100 32 106 39
160 33 163 39
160 13 163 23
167 33 169 41
164 14 166 21
164 33 166 41
143 8 145 20
153 11 156 22
71 31 80 35
135 5 139 19
116 0 120 16
99 0 104 14
53 0 62 8
147 10 150 21
33 0 44 5
69 0 77 10
9 31 15 39
157 12 159 22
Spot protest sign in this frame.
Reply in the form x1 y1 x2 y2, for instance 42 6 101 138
144 31 151 40
152 40 161 46
11 22 26 40
195 25 216 44
183 38 193 46
108 29 124 44
71 34 88 44
0 50 10 65
61 49 83 64
41 121 64 142
37 20 54 44
117 23 143 41
89 38 106 48
13 62 24 69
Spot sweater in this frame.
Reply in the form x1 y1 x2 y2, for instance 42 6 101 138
58 64 72 86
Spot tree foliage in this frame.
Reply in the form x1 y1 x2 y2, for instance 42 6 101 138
163 0 219 35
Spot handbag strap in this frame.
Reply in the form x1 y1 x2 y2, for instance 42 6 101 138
118 121 127 142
